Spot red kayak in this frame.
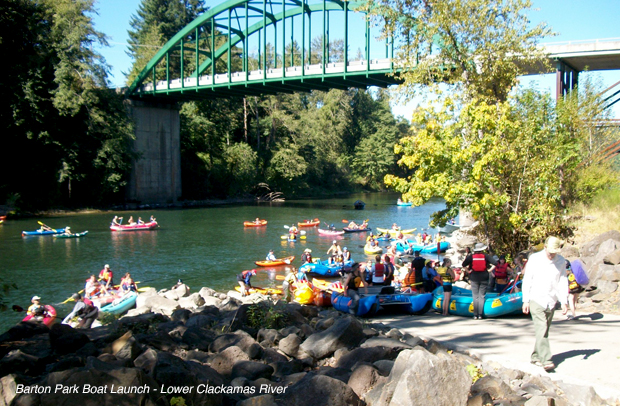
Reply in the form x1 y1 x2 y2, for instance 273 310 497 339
244 220 267 227
22 305 57 327
110 221 158 231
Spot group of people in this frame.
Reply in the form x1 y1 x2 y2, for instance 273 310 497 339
111 215 156 226
346 220 369 230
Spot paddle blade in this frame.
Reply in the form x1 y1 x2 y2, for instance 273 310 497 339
283 225 290 229
342 219 349 223
299 230 306 235
12 305 23 312
281 235 288 239
300 236 306 240
276 275 285 280
284 259 291 264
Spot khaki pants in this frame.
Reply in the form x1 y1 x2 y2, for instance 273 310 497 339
530 301 555 365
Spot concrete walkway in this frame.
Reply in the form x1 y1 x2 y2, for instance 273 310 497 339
376 310 620 401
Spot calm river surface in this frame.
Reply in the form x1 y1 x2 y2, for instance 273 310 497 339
0 193 449 330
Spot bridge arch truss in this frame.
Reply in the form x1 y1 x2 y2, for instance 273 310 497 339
127 0 401 100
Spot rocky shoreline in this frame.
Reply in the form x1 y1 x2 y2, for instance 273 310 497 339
1 282 617 406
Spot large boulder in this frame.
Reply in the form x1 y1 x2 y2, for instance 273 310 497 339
49 324 90 355
0 350 45 378
336 347 399 370
348 363 386 399
360 337 413 351
231 361 274 381
365 348 470 406
276 375 364 406
144 296 180 316
182 326 216 351
209 331 257 355
106 331 142 361
178 293 205 310
470 375 514 399
209 345 250 377
580 231 620 257
600 264 620 282
278 334 302 358
299 316 364 360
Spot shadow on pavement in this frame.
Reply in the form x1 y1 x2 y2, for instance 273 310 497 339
552 349 601 367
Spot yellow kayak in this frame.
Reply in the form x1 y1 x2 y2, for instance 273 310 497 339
312 278 344 294
235 286 283 295
364 244 383 255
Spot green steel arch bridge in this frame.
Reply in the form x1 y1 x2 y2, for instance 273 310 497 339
127 0 400 101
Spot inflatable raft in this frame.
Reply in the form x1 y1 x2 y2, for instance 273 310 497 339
22 228 67 236
300 260 353 277
432 285 523 318
318 228 345 236
343 227 372 233
394 241 451 254
110 221 158 232
364 244 383 255
100 291 138 314
376 227 417 235
331 294 380 317
22 305 57 326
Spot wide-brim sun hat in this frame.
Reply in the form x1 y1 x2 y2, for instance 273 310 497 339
545 236 564 254
32 296 41 301
473 243 487 252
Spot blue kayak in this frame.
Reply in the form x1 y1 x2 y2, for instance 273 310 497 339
432 285 523 318
396 201 412 206
22 228 67 236
331 293 380 317
300 260 353 277
100 291 138 315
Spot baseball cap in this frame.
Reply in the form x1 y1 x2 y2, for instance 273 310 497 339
545 236 563 254
32 296 41 301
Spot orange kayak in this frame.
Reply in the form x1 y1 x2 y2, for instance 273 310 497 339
255 255 295 267
244 220 267 227
298 218 320 227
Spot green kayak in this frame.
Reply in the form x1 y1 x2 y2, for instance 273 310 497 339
53 231 89 239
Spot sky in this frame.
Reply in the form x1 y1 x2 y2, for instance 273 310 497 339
90 0 620 118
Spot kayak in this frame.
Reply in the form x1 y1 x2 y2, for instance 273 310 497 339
235 286 283 295
312 278 344 294
343 227 372 233
22 305 57 326
396 201 412 206
331 293 380 317
53 231 89 239
298 219 320 227
255 255 295 267
432 285 523 318
244 220 267 227
318 228 345 236
100 291 138 314
22 228 67 236
110 221 158 231
377 227 417 235
280 235 306 241
300 260 353 277
364 245 383 255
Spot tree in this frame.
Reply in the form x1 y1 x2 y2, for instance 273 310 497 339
385 84 618 253
363 0 551 103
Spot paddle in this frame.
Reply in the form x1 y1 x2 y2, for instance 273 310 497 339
37 221 57 233
342 219 349 223
281 235 306 240
12 305 24 312
276 275 286 280
283 225 306 235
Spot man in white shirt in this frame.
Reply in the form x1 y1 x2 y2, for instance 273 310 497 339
522 236 569 372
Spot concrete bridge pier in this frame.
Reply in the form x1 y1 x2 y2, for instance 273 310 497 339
126 100 181 205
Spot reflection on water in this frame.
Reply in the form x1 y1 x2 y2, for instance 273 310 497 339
0 193 449 331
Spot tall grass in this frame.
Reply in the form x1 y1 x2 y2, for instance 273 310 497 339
571 188 620 241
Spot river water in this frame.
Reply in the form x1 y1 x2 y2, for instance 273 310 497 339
0 193 448 330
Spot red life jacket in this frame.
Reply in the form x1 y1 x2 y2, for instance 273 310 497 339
83 298 94 307
495 263 508 279
471 253 487 272
374 264 385 278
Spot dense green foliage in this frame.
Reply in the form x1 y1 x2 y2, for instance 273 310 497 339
0 0 135 209
370 0 619 252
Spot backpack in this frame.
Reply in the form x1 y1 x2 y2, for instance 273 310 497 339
471 253 487 272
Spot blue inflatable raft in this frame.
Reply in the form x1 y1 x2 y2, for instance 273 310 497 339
300 260 353 277
100 291 138 315
432 286 523 318
394 241 451 254
331 291 433 317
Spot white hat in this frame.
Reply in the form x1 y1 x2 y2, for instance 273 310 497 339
304 249 312 253
104 264 110 268
473 243 487 252
545 236 563 254
333 240 337 244
32 296 41 301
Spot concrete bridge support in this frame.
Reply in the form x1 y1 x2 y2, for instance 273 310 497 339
126 100 181 204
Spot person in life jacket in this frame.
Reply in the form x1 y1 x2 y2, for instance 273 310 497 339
236 269 257 296
63 293 98 328
566 259 583 320
301 248 313 264
436 258 456 316
493 255 513 293
371 255 385 285
461 242 496 319
27 296 46 318
343 262 369 315
98 264 114 293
